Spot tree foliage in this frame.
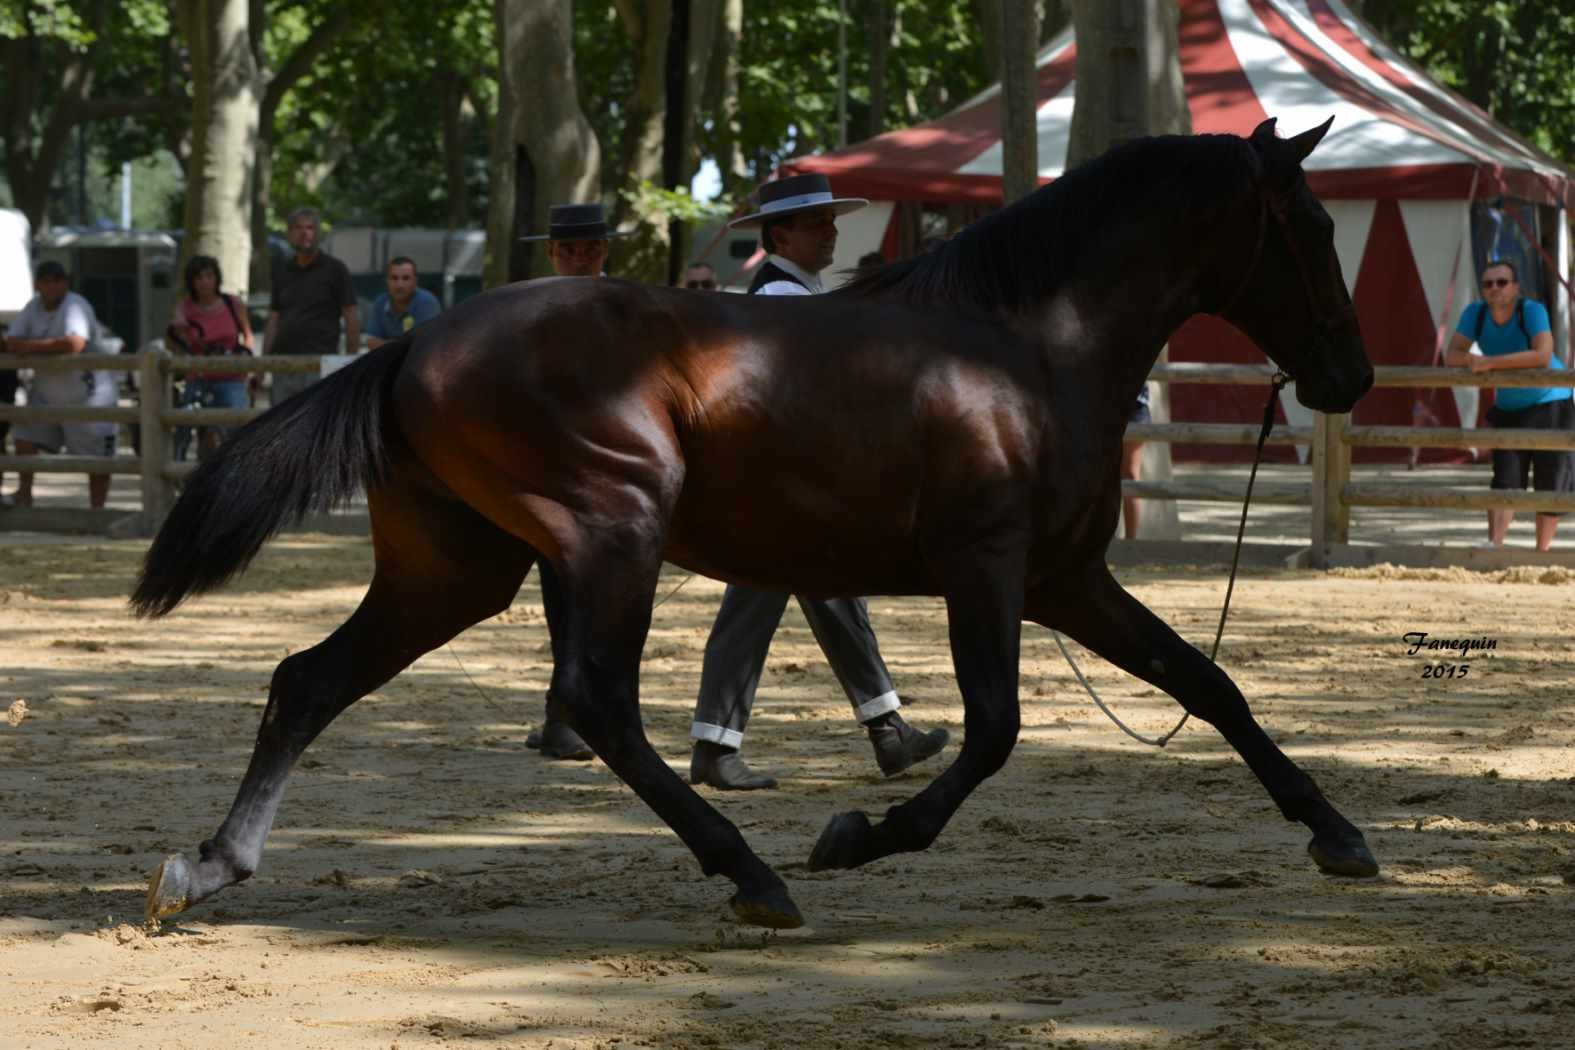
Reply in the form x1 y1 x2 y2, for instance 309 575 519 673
1357 0 1575 165
3 0 1571 244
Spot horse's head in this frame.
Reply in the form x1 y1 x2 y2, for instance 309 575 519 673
1219 118 1373 413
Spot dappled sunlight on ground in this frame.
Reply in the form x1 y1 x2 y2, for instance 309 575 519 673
2 534 1572 1048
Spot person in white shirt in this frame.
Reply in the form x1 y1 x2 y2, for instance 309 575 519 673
687 173 950 790
0 261 116 509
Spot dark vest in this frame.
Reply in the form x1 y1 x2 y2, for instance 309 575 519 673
747 260 810 296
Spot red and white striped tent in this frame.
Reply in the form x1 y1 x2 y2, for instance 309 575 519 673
788 0 1574 460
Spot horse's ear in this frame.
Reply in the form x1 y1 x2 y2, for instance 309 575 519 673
1249 117 1278 144
1286 117 1335 164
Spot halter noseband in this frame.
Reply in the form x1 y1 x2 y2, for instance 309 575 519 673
1218 176 1358 336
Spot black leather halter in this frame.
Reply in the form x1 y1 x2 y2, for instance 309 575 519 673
1219 176 1359 337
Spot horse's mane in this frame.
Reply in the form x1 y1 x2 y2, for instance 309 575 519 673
835 133 1260 316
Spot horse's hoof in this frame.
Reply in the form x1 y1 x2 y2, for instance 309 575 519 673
728 885 804 929
145 853 195 921
1307 831 1379 878
807 810 873 872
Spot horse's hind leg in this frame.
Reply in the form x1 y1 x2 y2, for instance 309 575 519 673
1029 561 1378 877
542 522 803 929
146 472 535 920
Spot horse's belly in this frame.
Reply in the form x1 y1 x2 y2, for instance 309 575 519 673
665 496 926 597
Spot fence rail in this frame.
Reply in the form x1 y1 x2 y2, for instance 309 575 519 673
4 350 1575 565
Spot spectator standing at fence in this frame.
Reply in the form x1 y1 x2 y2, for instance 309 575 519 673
171 254 253 459
365 256 441 349
0 260 116 509
1444 259 1572 550
264 207 358 405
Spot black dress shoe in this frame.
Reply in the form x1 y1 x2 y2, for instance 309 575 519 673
866 712 949 776
529 719 594 760
690 741 777 790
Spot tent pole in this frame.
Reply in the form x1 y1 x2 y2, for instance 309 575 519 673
1558 206 1571 366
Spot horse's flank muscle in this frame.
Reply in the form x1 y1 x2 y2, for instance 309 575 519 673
390 279 1074 597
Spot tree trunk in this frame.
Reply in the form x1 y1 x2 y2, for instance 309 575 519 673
702 0 747 196
439 72 472 231
177 0 261 298
610 0 673 224
1066 0 1190 167
867 0 890 138
1068 0 1189 540
999 2 1040 204
500 0 602 280
977 0 1003 85
246 5 353 294
482 0 517 288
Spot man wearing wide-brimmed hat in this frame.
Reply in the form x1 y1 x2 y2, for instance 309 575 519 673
521 202 632 761
686 172 949 791
520 202 630 278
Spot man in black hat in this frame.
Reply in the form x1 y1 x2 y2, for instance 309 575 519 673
522 202 629 279
521 202 631 762
686 173 949 790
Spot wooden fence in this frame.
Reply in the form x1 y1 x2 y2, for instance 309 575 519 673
1122 362 1575 569
0 350 340 536
4 350 1575 567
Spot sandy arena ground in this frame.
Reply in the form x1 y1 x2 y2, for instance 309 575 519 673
2 533 1574 1049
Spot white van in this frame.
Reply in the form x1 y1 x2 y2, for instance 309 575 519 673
0 208 30 327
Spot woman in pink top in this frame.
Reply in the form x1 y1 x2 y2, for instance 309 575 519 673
171 255 253 457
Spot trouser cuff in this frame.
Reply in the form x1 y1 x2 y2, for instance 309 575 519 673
690 721 745 749
856 690 901 723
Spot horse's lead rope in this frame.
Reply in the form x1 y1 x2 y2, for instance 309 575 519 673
1055 370 1291 747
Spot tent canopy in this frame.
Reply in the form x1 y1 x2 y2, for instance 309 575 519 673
787 0 1574 463
789 0 1571 209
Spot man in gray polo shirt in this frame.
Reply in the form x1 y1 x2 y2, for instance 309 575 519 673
265 207 358 404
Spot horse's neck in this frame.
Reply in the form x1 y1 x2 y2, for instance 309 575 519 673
1033 272 1200 425
1031 195 1242 420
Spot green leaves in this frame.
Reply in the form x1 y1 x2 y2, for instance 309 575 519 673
1363 0 1575 165
0 0 93 47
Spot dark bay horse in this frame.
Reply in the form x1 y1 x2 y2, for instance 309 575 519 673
136 118 1377 930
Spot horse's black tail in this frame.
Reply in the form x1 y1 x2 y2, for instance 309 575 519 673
131 338 413 618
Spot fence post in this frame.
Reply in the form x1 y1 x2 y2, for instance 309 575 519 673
1309 411 1350 568
138 348 173 533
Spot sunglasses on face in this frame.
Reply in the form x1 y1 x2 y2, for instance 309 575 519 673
1482 278 1513 289
684 279 716 290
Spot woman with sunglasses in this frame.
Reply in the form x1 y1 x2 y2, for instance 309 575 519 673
1444 259 1571 550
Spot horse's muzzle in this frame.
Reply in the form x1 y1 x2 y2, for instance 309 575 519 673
1293 356 1374 414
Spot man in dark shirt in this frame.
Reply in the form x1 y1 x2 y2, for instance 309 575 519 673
265 206 358 405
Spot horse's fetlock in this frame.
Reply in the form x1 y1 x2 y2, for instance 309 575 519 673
198 838 256 882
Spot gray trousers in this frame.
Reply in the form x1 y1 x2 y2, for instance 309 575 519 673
690 584 900 748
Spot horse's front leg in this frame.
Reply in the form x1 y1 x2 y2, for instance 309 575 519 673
544 520 804 929
1030 561 1378 877
808 520 1026 871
